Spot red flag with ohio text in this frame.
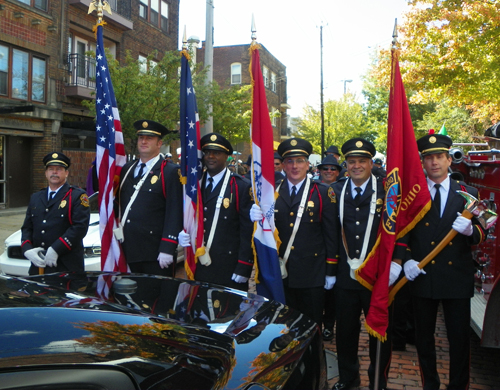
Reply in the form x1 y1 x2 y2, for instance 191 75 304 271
355 48 431 341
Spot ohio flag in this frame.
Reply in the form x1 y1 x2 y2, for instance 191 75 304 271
95 23 129 297
249 42 285 304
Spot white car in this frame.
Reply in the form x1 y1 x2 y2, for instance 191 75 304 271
0 193 101 276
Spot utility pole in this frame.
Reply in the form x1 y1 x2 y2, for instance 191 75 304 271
202 0 214 136
320 24 325 157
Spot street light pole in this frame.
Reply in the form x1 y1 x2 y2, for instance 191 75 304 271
340 79 352 94
320 25 325 157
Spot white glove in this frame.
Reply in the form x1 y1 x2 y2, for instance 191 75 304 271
250 204 264 222
452 213 473 236
24 247 46 268
231 273 249 283
324 275 336 290
178 231 191 247
158 252 174 268
44 247 58 267
389 262 402 286
404 259 426 281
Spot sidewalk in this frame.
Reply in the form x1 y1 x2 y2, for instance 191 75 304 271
324 309 500 389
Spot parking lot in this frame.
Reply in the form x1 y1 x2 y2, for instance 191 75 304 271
1 208 500 389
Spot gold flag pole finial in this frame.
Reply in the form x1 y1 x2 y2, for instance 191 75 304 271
392 18 398 50
89 0 112 28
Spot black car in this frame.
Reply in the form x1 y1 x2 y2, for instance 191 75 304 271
0 272 327 389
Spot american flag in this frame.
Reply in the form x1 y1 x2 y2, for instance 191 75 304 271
249 42 285 304
95 24 129 297
180 49 204 280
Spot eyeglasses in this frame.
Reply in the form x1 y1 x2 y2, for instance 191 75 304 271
284 158 308 165
321 167 338 171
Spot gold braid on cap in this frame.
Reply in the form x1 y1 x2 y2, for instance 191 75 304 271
282 149 309 156
344 150 373 157
137 129 162 136
202 143 230 153
420 147 450 155
46 159 68 167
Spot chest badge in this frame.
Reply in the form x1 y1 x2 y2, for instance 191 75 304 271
307 200 315 208
151 175 158 184
223 198 230 208
59 200 67 209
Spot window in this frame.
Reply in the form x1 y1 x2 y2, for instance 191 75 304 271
17 0 48 11
0 44 46 102
263 66 268 88
231 63 241 84
138 55 158 73
140 0 169 32
271 72 276 92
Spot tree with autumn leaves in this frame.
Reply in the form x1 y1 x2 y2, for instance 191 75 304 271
369 0 500 139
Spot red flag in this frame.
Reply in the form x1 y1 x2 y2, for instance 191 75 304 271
355 48 431 340
95 24 129 298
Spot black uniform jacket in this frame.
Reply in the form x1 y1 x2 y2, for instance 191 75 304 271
196 169 254 286
394 180 486 300
118 158 183 264
21 183 90 274
275 178 338 289
333 176 385 290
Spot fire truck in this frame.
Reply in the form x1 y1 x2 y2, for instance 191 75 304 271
450 134 500 348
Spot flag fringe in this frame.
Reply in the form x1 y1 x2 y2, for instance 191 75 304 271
251 222 260 284
365 321 387 342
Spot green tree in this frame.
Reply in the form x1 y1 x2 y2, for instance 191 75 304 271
397 0 500 125
295 94 372 156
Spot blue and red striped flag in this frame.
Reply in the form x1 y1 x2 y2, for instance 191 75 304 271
249 42 285 304
180 49 205 280
94 24 129 297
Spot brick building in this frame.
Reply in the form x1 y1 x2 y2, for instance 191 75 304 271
0 0 179 208
195 40 290 160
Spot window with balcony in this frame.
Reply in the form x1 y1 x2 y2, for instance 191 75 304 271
17 0 48 12
231 63 241 84
271 72 276 92
263 66 268 88
140 0 169 32
0 44 46 102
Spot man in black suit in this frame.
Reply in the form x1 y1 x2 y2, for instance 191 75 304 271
117 120 183 276
21 152 90 275
332 138 399 390
251 137 338 327
179 133 254 290
396 134 486 390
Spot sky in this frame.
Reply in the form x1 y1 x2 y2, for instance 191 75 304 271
178 0 411 118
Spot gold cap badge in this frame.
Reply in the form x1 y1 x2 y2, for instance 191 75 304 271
52 153 58 158
290 139 297 146
210 134 217 141
356 141 363 148
142 121 148 128
429 136 436 143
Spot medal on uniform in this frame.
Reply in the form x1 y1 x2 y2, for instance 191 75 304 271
213 299 220 308
308 201 314 208
223 198 230 208
151 175 158 184
59 200 67 209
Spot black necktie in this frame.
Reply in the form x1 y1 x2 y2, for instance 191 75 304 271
354 187 362 204
49 191 56 200
205 177 214 198
291 185 297 202
434 184 441 217
137 162 146 178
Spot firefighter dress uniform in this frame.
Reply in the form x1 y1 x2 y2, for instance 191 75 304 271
21 153 90 275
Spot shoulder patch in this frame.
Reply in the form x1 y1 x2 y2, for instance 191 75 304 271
80 194 89 207
328 186 336 203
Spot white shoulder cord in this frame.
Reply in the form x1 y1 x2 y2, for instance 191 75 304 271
339 175 377 271
204 169 232 251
